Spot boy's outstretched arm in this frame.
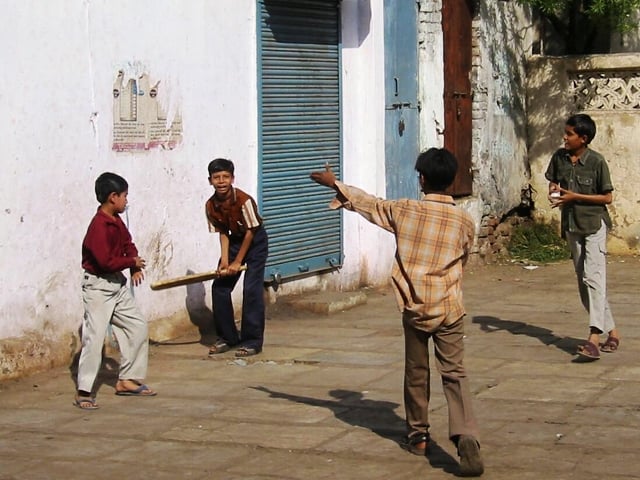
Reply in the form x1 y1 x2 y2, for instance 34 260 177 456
310 163 350 205
310 164 396 234
310 163 337 189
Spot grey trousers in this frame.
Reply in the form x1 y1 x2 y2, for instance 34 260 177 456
77 272 149 393
403 313 479 441
566 220 616 334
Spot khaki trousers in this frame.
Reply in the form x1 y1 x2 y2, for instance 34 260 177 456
403 313 479 441
566 220 616 334
77 272 149 393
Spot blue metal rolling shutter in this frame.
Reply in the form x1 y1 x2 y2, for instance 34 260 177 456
257 0 342 283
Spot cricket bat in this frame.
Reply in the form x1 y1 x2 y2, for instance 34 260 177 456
150 265 248 291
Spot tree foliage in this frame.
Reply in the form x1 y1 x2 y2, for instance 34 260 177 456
522 0 640 32
519 0 640 53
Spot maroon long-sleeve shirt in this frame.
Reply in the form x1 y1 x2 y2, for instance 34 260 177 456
82 208 139 275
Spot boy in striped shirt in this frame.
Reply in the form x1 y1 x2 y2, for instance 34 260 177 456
205 158 269 358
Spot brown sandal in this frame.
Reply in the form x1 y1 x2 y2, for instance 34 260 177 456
600 336 619 353
577 341 600 360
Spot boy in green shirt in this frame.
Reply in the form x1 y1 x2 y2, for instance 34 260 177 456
545 113 619 360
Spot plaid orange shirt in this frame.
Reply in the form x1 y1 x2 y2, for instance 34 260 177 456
331 181 475 332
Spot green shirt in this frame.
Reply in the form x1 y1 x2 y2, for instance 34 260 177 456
544 148 613 237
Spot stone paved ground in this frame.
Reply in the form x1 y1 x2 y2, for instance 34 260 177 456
1 256 639 479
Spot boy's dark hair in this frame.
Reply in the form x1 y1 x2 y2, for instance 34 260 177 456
95 172 128 204
566 113 596 144
208 158 235 176
415 148 458 192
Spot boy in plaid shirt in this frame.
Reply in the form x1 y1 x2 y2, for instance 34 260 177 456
310 148 483 477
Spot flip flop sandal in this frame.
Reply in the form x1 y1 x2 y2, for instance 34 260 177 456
577 341 600 360
115 383 157 396
600 336 619 353
74 396 99 410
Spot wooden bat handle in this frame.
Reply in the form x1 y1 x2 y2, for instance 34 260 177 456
150 265 248 291
217 264 248 275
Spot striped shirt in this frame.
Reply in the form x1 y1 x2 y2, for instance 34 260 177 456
205 187 263 240
331 181 475 332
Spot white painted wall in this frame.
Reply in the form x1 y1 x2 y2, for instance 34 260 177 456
333 0 395 288
1 0 258 340
0 0 393 346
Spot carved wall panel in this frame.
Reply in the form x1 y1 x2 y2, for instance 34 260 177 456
570 70 640 111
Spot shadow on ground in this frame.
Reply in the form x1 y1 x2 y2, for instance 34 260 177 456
185 273 216 346
252 386 459 475
151 272 217 346
472 315 583 355
68 349 120 394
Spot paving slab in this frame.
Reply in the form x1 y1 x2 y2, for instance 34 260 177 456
1 256 640 479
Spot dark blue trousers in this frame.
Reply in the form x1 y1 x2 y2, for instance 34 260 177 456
212 227 268 351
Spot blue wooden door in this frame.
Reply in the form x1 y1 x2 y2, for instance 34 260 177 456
384 0 420 199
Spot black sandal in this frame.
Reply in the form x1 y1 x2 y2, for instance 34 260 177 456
235 347 260 357
208 340 230 356
400 432 429 455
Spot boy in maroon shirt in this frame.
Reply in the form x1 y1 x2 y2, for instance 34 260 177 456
75 172 156 409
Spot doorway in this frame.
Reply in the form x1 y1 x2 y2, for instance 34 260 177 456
442 0 474 196
384 0 420 199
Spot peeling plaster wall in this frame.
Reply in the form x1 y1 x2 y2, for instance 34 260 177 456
418 1 534 238
471 2 534 219
418 1 445 149
527 54 640 255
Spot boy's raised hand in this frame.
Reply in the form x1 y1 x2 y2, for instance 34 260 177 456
549 186 574 208
134 256 146 269
310 163 336 188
